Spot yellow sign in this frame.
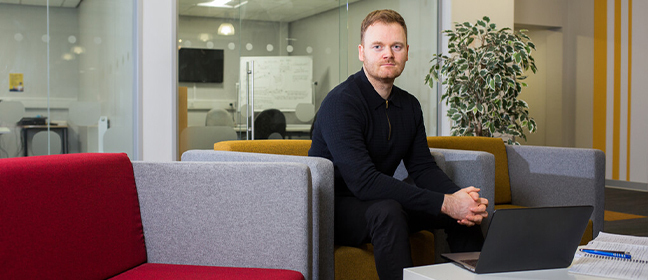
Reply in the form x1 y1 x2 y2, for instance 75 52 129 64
9 73 24 92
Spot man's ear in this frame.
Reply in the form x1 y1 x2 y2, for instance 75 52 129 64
406 44 410 61
358 44 364 62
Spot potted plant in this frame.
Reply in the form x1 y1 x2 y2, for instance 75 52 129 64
425 16 537 145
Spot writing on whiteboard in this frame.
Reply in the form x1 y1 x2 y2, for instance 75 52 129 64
239 56 313 111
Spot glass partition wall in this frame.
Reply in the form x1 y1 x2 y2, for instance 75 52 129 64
0 1 136 159
177 0 438 156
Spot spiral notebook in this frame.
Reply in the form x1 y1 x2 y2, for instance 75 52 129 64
569 232 648 279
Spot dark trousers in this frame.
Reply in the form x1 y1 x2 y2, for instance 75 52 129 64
335 196 484 280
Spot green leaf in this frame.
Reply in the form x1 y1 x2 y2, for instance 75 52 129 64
488 79 495 90
483 16 490 23
514 53 522 64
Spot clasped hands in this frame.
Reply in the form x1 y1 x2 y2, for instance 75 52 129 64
441 186 489 227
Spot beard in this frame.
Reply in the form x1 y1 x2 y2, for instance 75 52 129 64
364 61 405 82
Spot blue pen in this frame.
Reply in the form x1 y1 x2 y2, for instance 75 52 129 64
580 248 632 259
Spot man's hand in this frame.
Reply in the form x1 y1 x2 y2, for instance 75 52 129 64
441 186 489 226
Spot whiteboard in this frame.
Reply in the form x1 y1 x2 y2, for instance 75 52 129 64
239 56 313 111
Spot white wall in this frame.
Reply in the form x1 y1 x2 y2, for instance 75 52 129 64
141 0 176 161
0 2 136 158
630 0 648 185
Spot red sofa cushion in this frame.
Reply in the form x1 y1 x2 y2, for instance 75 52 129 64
110 263 305 280
0 153 147 279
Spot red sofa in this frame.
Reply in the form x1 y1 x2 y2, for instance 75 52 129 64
0 153 305 279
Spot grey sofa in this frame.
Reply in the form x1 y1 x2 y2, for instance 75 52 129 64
181 150 335 280
504 145 606 236
133 160 315 278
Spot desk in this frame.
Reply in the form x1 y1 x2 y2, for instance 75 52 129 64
403 263 612 280
21 125 68 156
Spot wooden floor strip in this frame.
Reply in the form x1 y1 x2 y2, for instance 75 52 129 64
604 210 646 221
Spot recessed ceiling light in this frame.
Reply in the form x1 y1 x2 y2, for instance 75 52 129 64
197 0 247 8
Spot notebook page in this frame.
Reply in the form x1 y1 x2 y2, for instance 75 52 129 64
569 232 648 279
594 232 648 246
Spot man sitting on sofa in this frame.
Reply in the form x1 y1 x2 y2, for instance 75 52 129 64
308 9 488 280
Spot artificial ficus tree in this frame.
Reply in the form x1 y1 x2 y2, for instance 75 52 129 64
426 16 538 145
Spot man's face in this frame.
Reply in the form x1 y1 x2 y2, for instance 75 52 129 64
359 22 409 82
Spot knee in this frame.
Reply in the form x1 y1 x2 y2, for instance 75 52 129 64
365 200 408 229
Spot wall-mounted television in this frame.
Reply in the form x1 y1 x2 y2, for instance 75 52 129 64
178 48 224 83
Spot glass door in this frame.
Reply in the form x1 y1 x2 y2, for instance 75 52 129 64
236 1 342 140
177 0 345 156
0 1 136 159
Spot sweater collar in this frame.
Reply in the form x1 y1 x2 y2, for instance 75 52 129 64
355 68 402 109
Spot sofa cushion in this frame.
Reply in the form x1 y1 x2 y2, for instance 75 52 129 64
214 139 312 156
110 263 304 280
427 136 512 204
0 153 147 279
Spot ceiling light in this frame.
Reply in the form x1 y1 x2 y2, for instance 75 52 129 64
218 23 235 36
197 0 247 8
198 0 233 8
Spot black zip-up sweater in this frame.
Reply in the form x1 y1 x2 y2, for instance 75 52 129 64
309 69 460 216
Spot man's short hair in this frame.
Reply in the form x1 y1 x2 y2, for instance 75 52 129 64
360 9 407 45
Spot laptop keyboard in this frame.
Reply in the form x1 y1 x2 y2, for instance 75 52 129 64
461 259 479 267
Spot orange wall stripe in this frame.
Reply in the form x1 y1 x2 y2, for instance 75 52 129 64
626 0 632 181
612 0 621 180
593 0 607 154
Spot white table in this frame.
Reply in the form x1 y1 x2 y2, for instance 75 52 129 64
404 263 613 280
0 127 10 134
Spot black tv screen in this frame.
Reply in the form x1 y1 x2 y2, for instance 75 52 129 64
179 48 224 83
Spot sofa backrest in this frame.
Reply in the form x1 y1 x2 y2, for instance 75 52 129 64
427 136 512 204
214 139 312 156
0 153 147 279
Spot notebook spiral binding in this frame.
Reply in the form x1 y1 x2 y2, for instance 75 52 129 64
583 252 648 263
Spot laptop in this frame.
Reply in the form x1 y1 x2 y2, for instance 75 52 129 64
442 205 593 274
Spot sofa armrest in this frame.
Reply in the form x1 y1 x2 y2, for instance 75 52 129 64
429 148 496 229
505 145 605 237
132 161 312 279
180 150 334 280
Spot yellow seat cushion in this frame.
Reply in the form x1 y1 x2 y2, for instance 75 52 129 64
427 136 511 204
213 139 312 156
334 230 434 280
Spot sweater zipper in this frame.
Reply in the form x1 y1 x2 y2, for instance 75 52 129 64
386 100 391 141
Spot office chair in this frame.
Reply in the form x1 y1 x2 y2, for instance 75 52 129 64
205 108 235 127
254 109 286 139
